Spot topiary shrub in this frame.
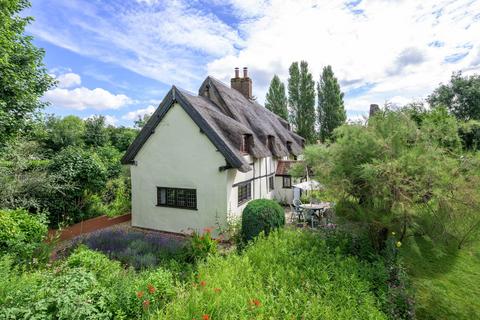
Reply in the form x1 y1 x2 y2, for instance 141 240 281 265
241 199 285 242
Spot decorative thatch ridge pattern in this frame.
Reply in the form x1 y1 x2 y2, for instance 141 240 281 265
121 77 305 173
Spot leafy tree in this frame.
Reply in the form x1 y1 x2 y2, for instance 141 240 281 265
288 62 300 125
317 65 346 142
48 146 107 224
84 115 108 147
43 115 85 151
265 75 288 121
95 145 122 179
428 72 480 120
107 126 137 152
288 61 316 143
458 120 480 150
134 114 151 129
293 107 480 249
0 139 63 213
0 0 55 143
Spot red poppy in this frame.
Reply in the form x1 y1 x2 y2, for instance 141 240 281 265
203 227 213 234
250 298 261 307
143 299 150 309
214 287 221 293
148 283 156 294
200 280 206 287
202 314 210 320
136 291 144 299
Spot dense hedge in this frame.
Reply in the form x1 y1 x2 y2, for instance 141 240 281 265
241 199 285 242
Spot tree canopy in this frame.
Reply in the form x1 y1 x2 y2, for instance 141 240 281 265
428 72 480 121
317 65 346 142
293 106 480 249
288 61 316 143
265 75 288 121
0 0 55 143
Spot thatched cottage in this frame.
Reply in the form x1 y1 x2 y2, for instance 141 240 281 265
121 68 305 234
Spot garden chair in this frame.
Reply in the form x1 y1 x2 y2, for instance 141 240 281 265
303 209 320 228
289 204 305 223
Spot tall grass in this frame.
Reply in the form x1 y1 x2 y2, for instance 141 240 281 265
157 229 387 319
402 235 480 319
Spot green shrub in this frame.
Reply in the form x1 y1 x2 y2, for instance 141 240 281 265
160 229 387 319
0 208 48 264
1 247 177 319
1 259 113 320
241 199 285 242
47 146 108 225
184 228 218 263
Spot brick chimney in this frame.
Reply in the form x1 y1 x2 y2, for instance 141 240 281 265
231 67 252 99
369 104 380 117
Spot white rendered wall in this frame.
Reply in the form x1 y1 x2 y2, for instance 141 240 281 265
130 103 228 234
226 155 277 218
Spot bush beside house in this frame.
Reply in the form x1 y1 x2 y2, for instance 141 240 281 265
241 199 285 242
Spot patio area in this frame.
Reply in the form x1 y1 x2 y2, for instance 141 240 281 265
285 200 336 229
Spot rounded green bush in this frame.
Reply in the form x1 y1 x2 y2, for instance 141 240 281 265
241 199 285 241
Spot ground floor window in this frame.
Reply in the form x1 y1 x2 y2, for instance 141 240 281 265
282 176 292 188
157 187 197 210
269 176 274 191
238 182 252 205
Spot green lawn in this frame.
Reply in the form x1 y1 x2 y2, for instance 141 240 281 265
401 236 480 319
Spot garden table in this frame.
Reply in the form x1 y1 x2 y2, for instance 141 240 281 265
299 203 331 227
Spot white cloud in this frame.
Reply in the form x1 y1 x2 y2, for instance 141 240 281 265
347 114 367 125
55 72 81 88
104 115 118 126
136 0 159 5
29 0 241 89
30 0 480 115
122 105 156 120
44 87 131 110
207 0 480 112
84 114 119 126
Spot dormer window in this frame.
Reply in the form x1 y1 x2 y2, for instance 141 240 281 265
240 134 250 154
267 135 274 150
287 141 292 152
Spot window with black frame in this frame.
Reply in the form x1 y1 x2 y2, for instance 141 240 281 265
238 182 251 205
157 187 197 210
282 176 292 188
269 176 274 191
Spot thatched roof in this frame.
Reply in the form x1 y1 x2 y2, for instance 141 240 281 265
121 77 305 172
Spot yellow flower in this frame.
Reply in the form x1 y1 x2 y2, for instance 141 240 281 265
396 241 402 248
391 231 396 236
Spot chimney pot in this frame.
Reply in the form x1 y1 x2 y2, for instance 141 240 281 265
231 67 253 99
369 104 380 117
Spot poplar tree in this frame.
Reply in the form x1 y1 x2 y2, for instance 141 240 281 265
288 62 300 126
265 75 288 121
317 65 346 142
288 61 316 143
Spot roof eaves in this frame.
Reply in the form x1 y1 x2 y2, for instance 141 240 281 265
121 86 251 172
121 88 175 164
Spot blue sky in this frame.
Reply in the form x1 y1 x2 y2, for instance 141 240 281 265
26 0 480 126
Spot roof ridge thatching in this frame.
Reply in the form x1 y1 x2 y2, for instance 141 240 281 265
121 77 305 172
